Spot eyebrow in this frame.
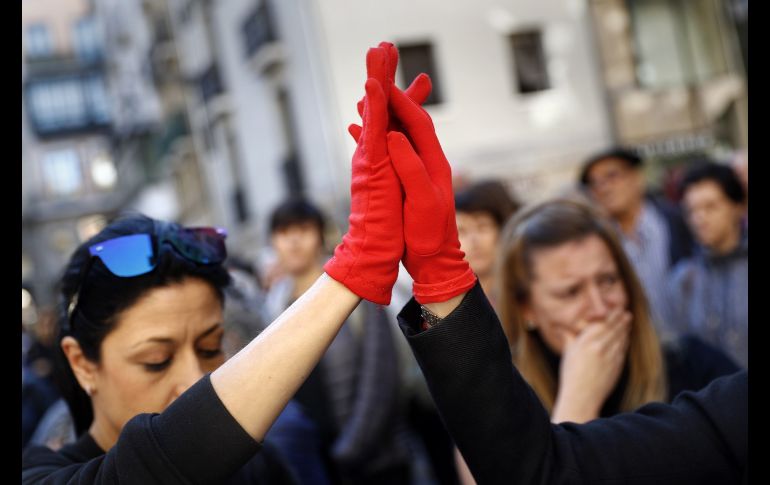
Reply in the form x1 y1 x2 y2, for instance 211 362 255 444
194 322 224 343
550 282 581 293
131 323 224 349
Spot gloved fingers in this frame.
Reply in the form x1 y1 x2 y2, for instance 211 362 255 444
387 131 433 197
390 85 450 183
404 73 432 107
365 46 389 91
361 78 388 154
357 73 432 119
348 123 362 143
388 131 447 255
380 41 398 94
389 85 439 155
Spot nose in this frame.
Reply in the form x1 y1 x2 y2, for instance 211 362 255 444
170 354 205 402
584 283 609 321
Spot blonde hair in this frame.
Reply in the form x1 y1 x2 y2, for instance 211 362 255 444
495 197 666 412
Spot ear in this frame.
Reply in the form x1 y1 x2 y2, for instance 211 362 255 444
520 302 537 329
733 202 747 224
61 336 99 395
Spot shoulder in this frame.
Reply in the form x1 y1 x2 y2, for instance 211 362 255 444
669 258 699 285
23 443 72 468
236 441 298 484
666 335 714 357
664 336 741 397
22 443 84 484
646 194 679 217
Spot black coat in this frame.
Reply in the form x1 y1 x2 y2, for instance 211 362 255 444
22 375 297 484
398 282 747 484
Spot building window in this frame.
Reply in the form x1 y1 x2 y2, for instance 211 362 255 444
728 0 747 74
27 80 87 131
73 16 102 62
198 63 224 103
398 42 443 105
509 30 550 94
277 89 304 194
42 149 83 196
242 2 277 58
25 24 53 59
26 76 111 134
90 153 117 189
84 76 111 123
629 0 729 88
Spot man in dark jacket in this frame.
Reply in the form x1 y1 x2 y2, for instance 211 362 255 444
666 162 748 368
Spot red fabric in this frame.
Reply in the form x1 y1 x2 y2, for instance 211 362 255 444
387 84 477 304
323 45 403 304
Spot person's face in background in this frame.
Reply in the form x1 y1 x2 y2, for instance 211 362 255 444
80 277 225 441
271 221 324 276
457 211 500 279
586 158 645 218
682 180 744 252
522 235 629 354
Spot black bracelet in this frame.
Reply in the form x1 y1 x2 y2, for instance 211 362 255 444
420 305 444 329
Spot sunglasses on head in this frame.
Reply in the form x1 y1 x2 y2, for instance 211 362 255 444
66 225 228 325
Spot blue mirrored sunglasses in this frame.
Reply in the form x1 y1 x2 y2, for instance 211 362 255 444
87 227 227 277
67 226 227 323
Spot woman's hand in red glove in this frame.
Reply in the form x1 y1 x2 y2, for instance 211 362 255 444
348 42 433 142
323 45 402 305
386 81 477 304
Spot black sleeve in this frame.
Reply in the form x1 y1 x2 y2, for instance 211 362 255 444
398 282 747 484
22 374 262 484
665 334 742 398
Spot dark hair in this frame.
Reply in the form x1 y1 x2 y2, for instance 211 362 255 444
54 213 231 436
679 161 746 204
269 198 326 242
455 180 521 228
579 147 643 186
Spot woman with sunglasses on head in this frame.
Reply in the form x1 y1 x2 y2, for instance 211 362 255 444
22 42 425 484
22 215 299 483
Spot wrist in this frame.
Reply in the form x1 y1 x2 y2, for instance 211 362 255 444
422 292 467 319
552 389 601 423
412 267 477 305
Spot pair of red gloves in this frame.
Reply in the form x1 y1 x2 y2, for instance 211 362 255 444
324 42 476 306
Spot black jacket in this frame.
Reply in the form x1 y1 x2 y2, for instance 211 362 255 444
532 331 739 417
398 282 747 484
22 375 297 484
647 194 695 268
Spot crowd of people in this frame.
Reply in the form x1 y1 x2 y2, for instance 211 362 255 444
22 41 747 484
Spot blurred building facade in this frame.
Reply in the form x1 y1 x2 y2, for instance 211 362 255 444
22 0 162 306
22 0 748 304
588 0 747 179
155 0 747 241
157 0 616 244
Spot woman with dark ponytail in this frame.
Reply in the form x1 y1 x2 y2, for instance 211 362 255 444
25 214 298 483
23 42 426 484
52 215 231 438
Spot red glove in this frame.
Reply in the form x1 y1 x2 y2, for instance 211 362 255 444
386 82 477 304
324 46 402 304
349 43 432 142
